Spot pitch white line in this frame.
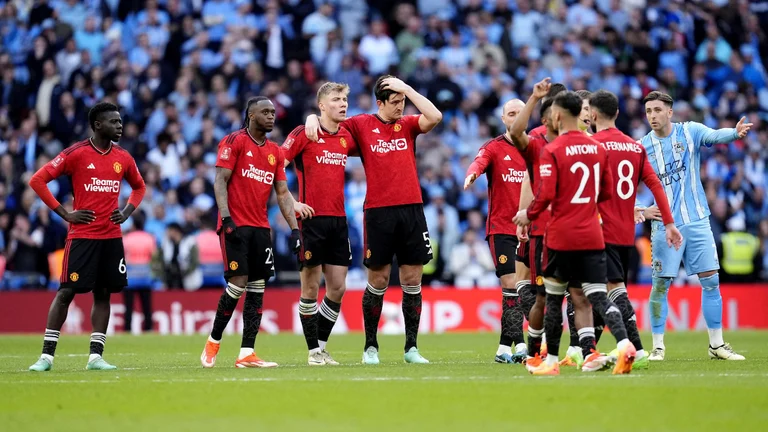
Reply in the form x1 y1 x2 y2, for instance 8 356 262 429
3 372 767 385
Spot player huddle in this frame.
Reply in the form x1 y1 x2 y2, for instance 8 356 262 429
27 74 746 374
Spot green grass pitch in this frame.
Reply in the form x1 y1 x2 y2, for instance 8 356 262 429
1 331 766 431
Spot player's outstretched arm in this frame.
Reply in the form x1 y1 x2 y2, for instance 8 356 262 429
29 166 95 224
214 167 233 218
691 117 752 147
464 145 492 190
381 77 442 133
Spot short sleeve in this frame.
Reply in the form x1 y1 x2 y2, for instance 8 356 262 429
275 150 287 182
281 126 308 163
216 135 239 170
44 151 71 178
402 114 422 140
341 116 362 140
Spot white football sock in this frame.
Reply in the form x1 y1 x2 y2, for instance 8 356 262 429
652 333 665 349
708 328 724 347
496 344 512 356
238 348 254 358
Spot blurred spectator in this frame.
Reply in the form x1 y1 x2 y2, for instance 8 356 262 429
154 223 201 291
123 211 156 333
448 230 496 289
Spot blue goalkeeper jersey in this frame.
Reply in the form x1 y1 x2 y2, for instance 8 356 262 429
639 122 739 226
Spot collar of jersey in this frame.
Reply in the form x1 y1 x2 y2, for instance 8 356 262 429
245 128 267 146
374 114 398 125
500 133 516 146
319 123 340 135
89 138 112 155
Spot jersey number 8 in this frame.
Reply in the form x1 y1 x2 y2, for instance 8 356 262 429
570 160 635 204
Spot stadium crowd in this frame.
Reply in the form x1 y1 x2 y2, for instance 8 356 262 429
1 0 768 290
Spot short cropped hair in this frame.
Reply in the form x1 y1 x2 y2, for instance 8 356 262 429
553 91 583 117
589 90 619 119
317 82 350 104
88 102 119 130
642 91 674 107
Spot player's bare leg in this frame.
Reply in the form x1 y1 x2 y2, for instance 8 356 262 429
201 275 246 368
563 290 582 365
362 264 389 364
607 282 649 368
317 264 347 365
400 264 429 364
86 287 117 370
524 293 545 366
29 288 76 371
299 265 324 365
497 270 526 363
697 270 744 360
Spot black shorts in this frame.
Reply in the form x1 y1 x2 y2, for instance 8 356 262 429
220 226 275 281
606 244 632 283
59 238 127 293
516 238 529 265
299 216 351 268
543 248 607 285
487 234 518 277
529 236 545 295
364 204 433 268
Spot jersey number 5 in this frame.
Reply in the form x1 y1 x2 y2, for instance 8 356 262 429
570 162 600 204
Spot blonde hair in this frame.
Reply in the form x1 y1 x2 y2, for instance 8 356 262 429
317 82 350 104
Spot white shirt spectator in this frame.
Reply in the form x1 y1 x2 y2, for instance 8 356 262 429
359 22 398 74
448 231 496 289
266 22 285 69
567 0 599 30
302 5 337 65
511 9 543 49
147 144 182 181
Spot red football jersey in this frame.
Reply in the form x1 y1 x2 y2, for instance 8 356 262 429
44 140 145 240
342 114 423 209
527 131 614 251
216 129 286 229
520 133 551 236
593 128 674 246
467 135 527 236
529 124 548 139
282 125 355 217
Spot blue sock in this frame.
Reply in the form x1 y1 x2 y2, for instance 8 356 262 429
649 277 671 335
700 273 722 329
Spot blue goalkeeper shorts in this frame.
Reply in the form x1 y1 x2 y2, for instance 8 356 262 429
650 218 720 278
